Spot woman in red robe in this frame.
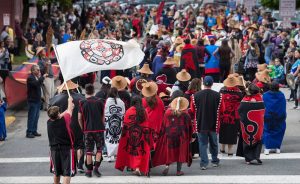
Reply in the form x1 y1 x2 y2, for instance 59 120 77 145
141 82 165 147
115 96 154 176
152 97 193 176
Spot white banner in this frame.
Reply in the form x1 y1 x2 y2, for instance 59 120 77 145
54 39 145 81
280 0 296 17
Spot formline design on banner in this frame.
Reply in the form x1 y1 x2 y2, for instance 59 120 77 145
80 40 124 65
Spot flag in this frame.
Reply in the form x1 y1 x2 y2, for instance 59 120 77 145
156 1 165 24
53 39 145 81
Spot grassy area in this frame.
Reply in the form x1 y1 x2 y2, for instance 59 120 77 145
13 53 28 65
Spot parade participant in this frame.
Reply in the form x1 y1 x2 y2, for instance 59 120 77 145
184 78 202 101
142 82 164 145
156 57 177 85
104 87 125 162
184 78 202 157
190 76 220 170
95 76 111 100
111 76 131 110
36 47 55 111
263 81 286 155
213 39 235 82
237 83 265 165
129 63 153 96
26 65 47 138
78 84 105 177
0 99 7 141
152 45 168 77
47 97 75 184
195 39 210 78
255 69 271 93
115 96 154 176
205 39 220 82
218 75 243 156
180 38 200 79
152 97 193 176
49 81 85 173
171 69 191 95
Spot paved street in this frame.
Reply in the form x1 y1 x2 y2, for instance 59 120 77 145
0 89 299 184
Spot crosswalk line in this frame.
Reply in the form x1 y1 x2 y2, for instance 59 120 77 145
0 175 300 183
1 153 300 163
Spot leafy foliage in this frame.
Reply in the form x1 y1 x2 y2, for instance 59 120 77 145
260 0 300 10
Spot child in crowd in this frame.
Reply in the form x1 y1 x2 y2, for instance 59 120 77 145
273 58 285 84
268 59 276 79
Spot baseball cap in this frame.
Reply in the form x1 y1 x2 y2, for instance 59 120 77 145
203 76 214 87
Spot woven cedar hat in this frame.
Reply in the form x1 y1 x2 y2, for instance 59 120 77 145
257 63 268 72
141 81 158 97
137 64 153 75
170 97 189 111
233 23 242 30
231 73 246 87
176 44 185 53
176 69 191 82
256 69 271 83
175 37 183 44
111 76 127 91
164 57 175 65
248 24 258 30
191 38 198 45
57 80 79 91
223 74 239 87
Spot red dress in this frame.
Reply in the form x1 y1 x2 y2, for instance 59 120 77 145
115 107 154 174
152 109 193 167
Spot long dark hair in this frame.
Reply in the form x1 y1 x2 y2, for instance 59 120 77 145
108 87 119 104
131 96 146 123
145 95 157 109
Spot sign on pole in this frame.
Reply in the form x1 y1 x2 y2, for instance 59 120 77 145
29 7 37 19
244 0 255 14
3 14 10 26
280 0 296 17
228 0 237 10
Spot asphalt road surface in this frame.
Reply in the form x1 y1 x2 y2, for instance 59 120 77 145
0 88 299 184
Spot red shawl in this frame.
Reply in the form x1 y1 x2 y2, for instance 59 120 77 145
152 109 192 167
115 107 154 174
238 94 265 146
217 87 243 133
142 96 165 138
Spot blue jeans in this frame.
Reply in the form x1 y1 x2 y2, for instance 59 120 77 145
264 45 273 64
198 132 219 167
26 101 41 135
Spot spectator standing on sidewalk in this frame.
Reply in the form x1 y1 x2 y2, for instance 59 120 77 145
26 65 47 138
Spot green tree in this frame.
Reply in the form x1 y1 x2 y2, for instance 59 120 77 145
260 0 300 10
37 0 72 11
